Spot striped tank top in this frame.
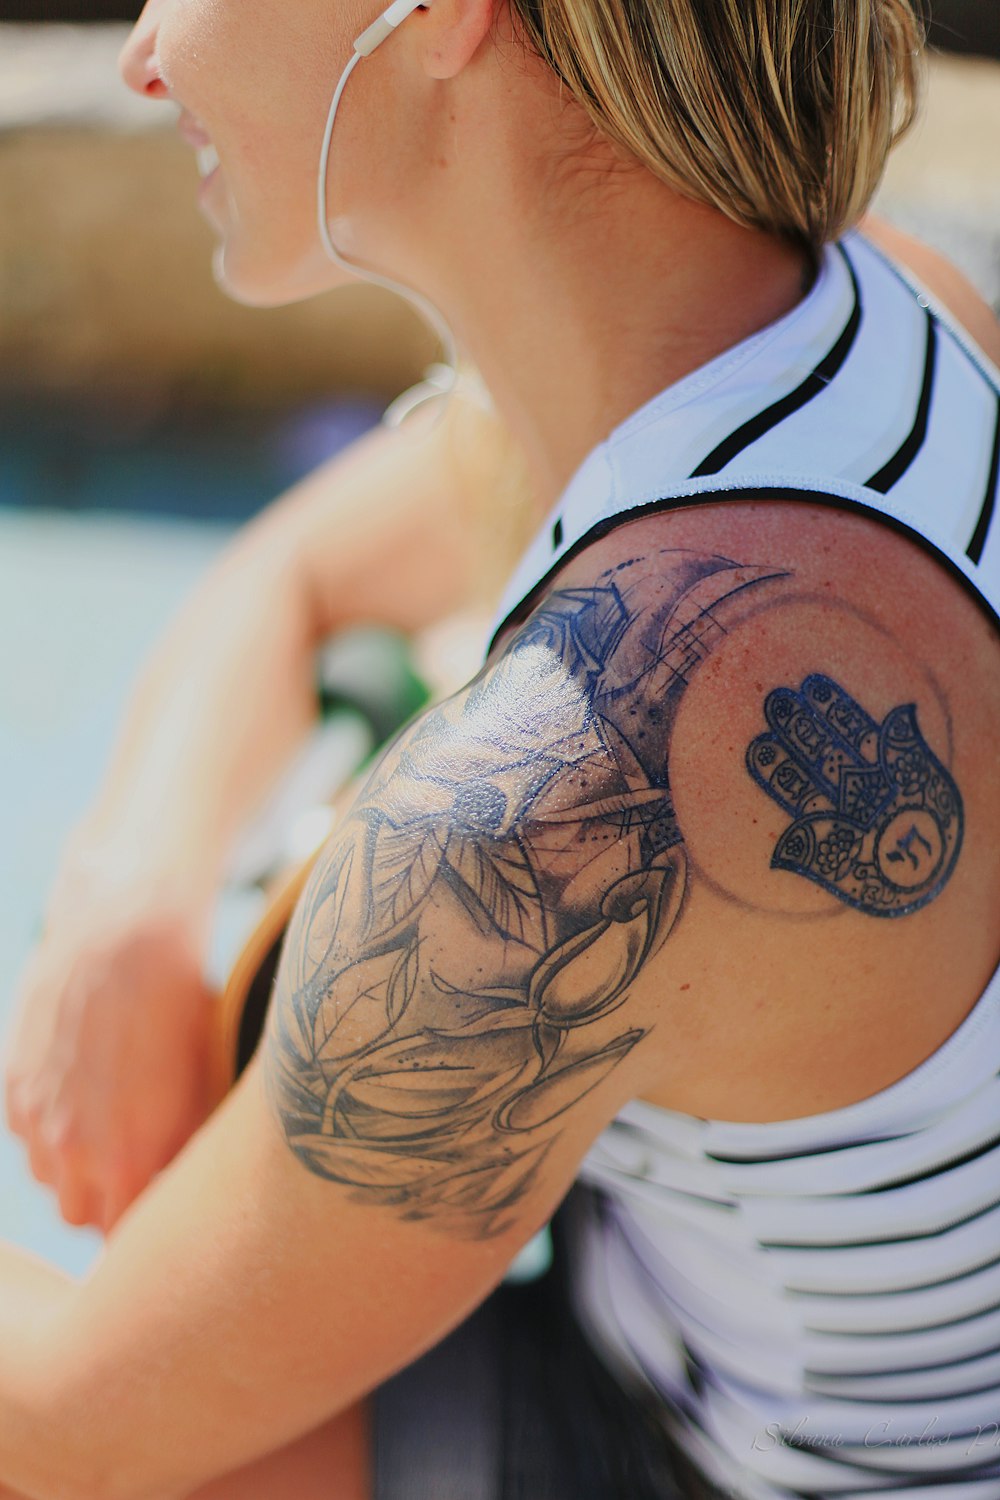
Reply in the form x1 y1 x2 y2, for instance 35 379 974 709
488 231 1000 1498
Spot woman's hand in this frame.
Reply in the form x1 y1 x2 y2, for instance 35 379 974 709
3 823 221 1236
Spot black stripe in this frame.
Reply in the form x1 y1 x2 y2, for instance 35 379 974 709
760 1191 1000 1251
689 247 862 479
486 486 1000 655
611 1176 738 1211
706 1134 904 1166
967 392 1000 565
864 228 1000 394
866 312 938 493
805 1294 1000 1340
805 1371 1000 1406
804 1339 1000 1383
787 1247 1000 1301
857 1129 1000 1195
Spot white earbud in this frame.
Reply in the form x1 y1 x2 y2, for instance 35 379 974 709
354 0 428 58
318 0 458 425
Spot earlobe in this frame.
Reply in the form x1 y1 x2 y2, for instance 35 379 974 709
420 0 497 79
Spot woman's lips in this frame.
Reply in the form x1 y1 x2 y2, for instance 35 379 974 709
173 110 222 214
177 110 214 150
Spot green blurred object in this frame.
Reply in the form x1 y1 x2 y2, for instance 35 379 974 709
316 626 431 748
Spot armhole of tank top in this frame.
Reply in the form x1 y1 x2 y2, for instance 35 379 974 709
486 484 1000 657
857 230 1000 396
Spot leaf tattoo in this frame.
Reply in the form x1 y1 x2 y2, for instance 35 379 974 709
264 551 788 1236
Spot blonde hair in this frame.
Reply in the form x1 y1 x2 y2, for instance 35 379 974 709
507 0 925 250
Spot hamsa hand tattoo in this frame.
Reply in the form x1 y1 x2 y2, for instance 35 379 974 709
747 674 963 917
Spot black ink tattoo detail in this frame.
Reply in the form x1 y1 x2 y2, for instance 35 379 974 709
747 674 963 917
264 552 786 1235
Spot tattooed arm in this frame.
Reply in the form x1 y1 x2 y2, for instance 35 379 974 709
0 544 790 1500
262 549 795 1234
1 509 993 1499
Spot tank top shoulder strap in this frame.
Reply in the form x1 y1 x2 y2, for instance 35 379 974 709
488 233 1000 652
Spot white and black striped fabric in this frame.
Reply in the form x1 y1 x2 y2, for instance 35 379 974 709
489 234 999 647
487 232 1000 1498
571 1001 1000 1499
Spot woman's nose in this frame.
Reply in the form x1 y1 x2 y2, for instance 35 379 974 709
119 0 171 99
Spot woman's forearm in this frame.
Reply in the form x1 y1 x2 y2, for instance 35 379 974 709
73 421 448 905
0 1247 77 1500
77 519 321 911
72 396 529 910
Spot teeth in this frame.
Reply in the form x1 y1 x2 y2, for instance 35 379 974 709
196 144 220 178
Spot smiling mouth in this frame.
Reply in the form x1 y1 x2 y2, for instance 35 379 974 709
176 108 219 176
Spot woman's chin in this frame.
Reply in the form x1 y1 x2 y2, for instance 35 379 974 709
210 241 351 308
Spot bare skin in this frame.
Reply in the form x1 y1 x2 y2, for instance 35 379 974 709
2 389 514 1234
3 226 998 1500
154 498 1000 1499
185 1405 369 1500
6 213 993 1237
0 0 998 1489
186 238 1000 1499
1 490 996 1500
1 493 997 1500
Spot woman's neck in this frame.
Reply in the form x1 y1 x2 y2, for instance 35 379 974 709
420 127 815 518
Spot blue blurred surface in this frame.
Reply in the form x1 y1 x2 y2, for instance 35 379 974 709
0 395 379 1276
0 396 380 521
0 504 234 1273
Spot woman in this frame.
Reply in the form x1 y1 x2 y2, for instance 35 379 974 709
3 0 1000 1495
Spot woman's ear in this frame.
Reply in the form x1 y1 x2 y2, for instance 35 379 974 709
419 0 498 79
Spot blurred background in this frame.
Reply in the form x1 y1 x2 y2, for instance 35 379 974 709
1 1 998 1275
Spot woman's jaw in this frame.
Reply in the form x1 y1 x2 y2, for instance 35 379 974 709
120 0 380 307
120 0 813 509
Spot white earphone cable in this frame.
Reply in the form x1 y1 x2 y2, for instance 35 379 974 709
317 37 460 428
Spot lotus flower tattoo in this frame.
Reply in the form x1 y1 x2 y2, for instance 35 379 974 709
264 550 788 1235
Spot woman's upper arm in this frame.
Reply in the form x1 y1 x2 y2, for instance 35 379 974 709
34 1058 528 1500
19 497 996 1499
239 386 525 640
24 571 676 1500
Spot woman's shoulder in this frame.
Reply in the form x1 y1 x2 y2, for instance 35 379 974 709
497 496 1000 1121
